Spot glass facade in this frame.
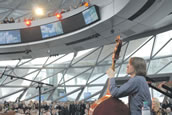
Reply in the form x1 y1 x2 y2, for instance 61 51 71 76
0 30 172 103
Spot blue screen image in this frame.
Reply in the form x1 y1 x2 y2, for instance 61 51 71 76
41 21 64 39
0 30 21 45
82 6 99 25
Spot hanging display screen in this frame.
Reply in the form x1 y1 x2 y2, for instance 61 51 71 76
40 21 64 39
82 6 99 25
0 30 21 45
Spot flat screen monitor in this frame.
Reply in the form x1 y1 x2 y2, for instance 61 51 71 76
20 26 42 43
0 30 21 45
41 21 64 39
82 6 99 25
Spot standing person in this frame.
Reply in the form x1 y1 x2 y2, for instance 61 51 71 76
69 102 75 115
75 101 81 115
106 57 152 115
80 101 86 115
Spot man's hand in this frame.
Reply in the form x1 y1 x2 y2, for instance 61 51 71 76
106 67 115 78
158 81 166 89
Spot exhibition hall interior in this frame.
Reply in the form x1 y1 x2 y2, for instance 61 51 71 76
0 0 172 114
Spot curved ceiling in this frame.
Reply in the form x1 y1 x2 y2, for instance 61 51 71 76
0 0 82 21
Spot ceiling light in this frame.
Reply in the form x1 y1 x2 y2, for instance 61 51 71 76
25 19 32 26
56 13 62 20
34 7 44 16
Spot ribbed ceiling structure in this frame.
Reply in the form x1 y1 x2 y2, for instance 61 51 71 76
0 29 172 102
0 0 82 22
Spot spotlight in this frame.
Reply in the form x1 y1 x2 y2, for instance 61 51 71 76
25 19 32 26
56 13 62 20
34 7 44 16
84 2 89 7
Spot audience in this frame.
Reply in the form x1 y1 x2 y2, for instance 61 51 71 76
0 97 171 115
0 100 92 115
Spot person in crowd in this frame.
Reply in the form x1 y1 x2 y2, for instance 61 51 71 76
75 101 81 115
69 101 75 115
43 101 50 112
63 103 69 115
84 109 88 115
166 107 172 115
9 17 15 23
3 17 9 23
51 108 58 115
106 57 152 115
162 100 172 110
152 97 162 115
80 101 86 115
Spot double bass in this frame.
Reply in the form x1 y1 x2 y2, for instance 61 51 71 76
89 36 130 115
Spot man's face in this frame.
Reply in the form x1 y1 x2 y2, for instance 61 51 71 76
127 61 135 77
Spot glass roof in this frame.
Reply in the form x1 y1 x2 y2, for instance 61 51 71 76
0 30 172 103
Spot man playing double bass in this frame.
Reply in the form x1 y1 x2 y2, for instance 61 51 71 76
106 57 152 115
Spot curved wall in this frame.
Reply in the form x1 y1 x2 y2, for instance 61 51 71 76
0 5 100 45
0 0 130 47
0 0 131 61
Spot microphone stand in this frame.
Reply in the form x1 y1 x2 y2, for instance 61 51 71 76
1 73 53 115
